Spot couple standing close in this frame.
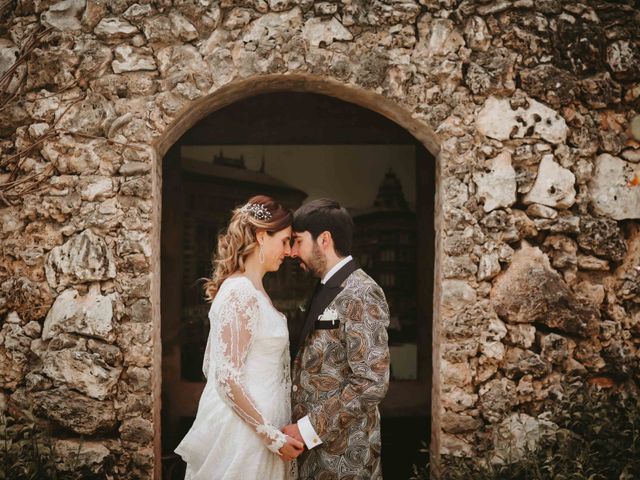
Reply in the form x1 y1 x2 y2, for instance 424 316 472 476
175 195 391 480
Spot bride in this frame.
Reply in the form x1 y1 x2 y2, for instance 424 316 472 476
175 195 303 479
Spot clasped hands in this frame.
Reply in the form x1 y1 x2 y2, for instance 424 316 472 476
279 423 305 462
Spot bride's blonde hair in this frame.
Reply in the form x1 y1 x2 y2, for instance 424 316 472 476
204 195 293 301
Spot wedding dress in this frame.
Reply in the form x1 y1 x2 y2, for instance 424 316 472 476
175 276 297 479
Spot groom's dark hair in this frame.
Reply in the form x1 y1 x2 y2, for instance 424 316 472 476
293 198 354 257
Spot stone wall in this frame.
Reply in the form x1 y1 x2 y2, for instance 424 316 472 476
0 0 639 478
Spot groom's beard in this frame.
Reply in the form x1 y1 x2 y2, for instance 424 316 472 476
302 243 326 279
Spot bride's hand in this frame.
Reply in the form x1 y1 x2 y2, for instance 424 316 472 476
279 435 304 461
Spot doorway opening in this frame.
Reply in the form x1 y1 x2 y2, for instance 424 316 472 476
160 91 435 479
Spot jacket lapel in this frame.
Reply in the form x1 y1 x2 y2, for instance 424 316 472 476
293 259 359 360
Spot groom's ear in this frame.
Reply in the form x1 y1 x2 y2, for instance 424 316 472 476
317 231 333 249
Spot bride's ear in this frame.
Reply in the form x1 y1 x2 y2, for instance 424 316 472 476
256 230 266 245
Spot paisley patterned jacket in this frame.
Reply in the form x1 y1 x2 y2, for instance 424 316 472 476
292 267 390 480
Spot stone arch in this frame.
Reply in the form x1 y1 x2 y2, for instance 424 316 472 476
151 72 443 478
153 73 441 158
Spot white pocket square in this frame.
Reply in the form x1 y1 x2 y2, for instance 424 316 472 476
318 308 339 321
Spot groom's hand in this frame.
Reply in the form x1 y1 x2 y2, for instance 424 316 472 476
282 423 304 444
279 434 304 462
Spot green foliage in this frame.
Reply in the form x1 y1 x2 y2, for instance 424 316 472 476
0 409 82 480
411 380 640 480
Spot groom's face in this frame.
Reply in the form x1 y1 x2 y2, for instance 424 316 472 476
291 231 326 278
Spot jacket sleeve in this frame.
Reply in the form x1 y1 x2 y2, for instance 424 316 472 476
307 283 390 443
211 282 287 454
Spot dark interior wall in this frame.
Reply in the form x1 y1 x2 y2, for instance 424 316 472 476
178 92 419 145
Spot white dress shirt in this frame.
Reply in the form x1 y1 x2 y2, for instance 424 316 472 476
297 255 353 449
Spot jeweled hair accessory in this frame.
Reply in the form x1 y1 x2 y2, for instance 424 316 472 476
240 203 272 221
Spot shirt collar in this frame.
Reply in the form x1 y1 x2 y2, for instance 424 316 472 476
321 255 353 285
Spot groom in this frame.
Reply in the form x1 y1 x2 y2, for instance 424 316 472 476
283 198 390 479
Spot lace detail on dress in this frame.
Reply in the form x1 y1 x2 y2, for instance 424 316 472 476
209 278 287 454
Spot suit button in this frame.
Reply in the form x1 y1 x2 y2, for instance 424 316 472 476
292 385 298 392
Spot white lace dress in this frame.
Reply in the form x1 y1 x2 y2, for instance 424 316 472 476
175 276 297 480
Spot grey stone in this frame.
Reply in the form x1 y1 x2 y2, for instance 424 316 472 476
54 439 111 474
490 243 600 336
442 411 483 433
502 347 549 379
540 333 571 365
45 230 116 289
505 324 536 349
120 417 154 444
112 45 156 73
577 215 627 262
577 254 609 271
479 378 517 423
42 348 121 400
464 16 491 52
41 0 85 31
492 413 558 464
32 387 117 434
43 285 116 342
543 235 577 269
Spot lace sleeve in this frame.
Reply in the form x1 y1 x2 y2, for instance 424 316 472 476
212 281 287 454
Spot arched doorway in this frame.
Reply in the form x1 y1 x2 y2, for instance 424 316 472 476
153 75 441 479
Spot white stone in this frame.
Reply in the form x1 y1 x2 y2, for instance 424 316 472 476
589 153 640 220
303 17 353 47
28 122 50 138
242 8 302 46
486 317 508 341
478 252 501 280
477 95 568 144
523 155 576 209
40 136 102 174
0 208 24 234
474 151 517 212
442 386 478 412
606 40 634 75
123 3 153 23
480 340 505 360
79 176 114 201
526 203 558 219
43 349 121 400
41 0 85 31
169 11 198 42
464 16 491 52
420 18 464 56
43 286 116 342
441 280 477 314
0 39 18 79
94 17 139 40
112 45 156 73
44 229 116 289
492 413 558 464
505 324 536 348
577 254 609 271
54 439 111 473
441 359 472 387
621 148 640 163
